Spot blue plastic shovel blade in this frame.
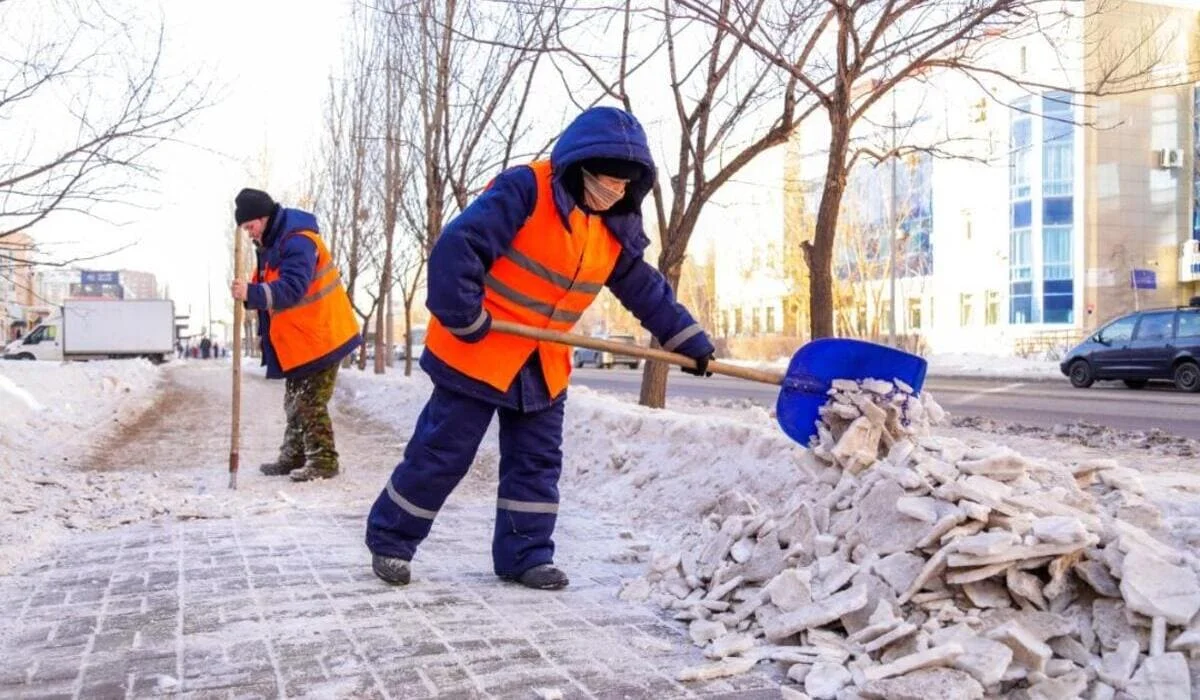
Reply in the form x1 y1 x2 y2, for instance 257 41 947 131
775 338 928 446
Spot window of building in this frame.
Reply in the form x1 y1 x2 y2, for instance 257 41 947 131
1042 224 1073 324
1010 97 1033 201
734 308 743 335
1010 227 1034 324
985 290 1000 326
908 298 922 330
959 293 974 326
1042 92 1074 197
752 307 761 335
766 307 776 334
1194 84 1200 241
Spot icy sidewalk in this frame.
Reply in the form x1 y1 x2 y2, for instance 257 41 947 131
0 363 786 698
0 497 784 699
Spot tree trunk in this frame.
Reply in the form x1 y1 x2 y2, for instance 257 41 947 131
358 308 372 371
809 118 851 340
403 300 414 377
385 287 394 368
373 288 387 375
637 252 685 409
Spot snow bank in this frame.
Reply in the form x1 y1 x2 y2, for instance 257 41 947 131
725 352 1063 382
0 360 163 574
925 352 1062 382
337 370 815 533
0 360 161 458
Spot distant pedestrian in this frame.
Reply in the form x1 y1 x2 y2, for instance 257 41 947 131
230 188 361 482
200 336 212 359
212 342 220 359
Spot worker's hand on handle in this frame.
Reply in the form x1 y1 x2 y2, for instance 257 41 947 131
680 353 714 377
230 280 249 301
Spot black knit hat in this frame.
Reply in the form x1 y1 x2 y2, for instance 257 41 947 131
579 157 643 181
234 188 275 225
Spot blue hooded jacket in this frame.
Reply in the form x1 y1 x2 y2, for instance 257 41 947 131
421 106 715 411
245 205 361 379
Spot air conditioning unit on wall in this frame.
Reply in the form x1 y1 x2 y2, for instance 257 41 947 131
1182 240 1200 283
1158 148 1184 169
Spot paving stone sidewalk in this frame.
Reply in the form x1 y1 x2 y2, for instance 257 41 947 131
0 499 784 699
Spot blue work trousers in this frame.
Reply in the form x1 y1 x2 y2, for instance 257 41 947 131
365 385 565 578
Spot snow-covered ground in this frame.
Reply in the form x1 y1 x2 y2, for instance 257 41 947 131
728 351 1064 382
3 358 1199 695
0 357 1191 575
924 351 1064 381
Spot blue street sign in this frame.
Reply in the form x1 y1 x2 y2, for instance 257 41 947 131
81 270 119 285
1130 268 1157 290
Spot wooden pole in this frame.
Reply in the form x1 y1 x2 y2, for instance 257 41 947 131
229 227 245 490
489 320 786 386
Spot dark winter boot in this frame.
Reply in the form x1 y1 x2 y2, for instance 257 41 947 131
372 555 411 585
289 464 339 482
509 564 569 590
259 457 303 476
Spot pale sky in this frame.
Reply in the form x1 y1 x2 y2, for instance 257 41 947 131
18 0 791 336
24 0 350 333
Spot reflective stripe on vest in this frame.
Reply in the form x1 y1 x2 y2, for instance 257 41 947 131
261 231 360 372
425 160 623 397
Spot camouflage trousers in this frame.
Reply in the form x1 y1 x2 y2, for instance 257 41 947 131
278 364 340 473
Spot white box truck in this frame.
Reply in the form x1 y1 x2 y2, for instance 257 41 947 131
3 299 175 363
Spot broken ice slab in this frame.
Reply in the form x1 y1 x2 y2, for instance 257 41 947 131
945 538 1098 568
861 643 965 682
675 657 757 682
764 584 869 642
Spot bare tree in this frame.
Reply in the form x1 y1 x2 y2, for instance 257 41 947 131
386 0 560 261
394 200 428 377
313 7 384 369
371 12 412 376
677 0 1172 340
338 0 569 376
543 1 818 407
0 0 208 263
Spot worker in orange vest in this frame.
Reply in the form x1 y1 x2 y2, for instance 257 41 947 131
230 188 362 482
366 107 715 589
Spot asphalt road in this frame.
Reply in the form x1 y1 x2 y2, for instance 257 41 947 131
570 368 1200 440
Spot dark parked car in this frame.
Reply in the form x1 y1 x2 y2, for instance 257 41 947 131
1060 301 1200 392
573 334 641 369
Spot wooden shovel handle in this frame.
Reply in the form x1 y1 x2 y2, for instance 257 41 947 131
489 320 785 386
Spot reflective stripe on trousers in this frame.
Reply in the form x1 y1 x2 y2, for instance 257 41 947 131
365 384 565 578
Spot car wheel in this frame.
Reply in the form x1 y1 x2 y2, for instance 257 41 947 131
1174 361 1200 393
574 358 584 368
1122 379 1148 390
1068 360 1094 388
14 352 34 361
629 361 639 370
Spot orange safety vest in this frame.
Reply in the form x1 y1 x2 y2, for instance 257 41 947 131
259 230 360 372
426 160 622 397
